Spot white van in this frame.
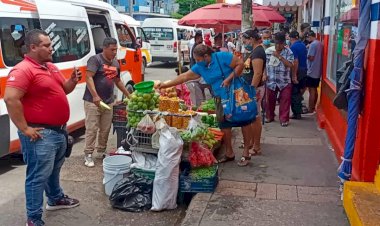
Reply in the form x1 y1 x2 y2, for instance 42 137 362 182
142 18 194 64
0 0 143 157
120 14 152 73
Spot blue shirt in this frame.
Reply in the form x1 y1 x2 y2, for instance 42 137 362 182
191 51 233 97
290 40 308 70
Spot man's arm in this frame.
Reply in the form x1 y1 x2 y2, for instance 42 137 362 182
4 87 43 141
308 43 316 61
86 71 101 106
114 78 130 99
292 59 299 83
308 55 315 61
63 68 82 94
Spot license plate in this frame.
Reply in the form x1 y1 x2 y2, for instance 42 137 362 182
153 46 160 50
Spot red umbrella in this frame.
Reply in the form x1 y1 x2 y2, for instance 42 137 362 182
179 3 285 29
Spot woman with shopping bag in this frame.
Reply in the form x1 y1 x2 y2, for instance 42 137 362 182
157 44 257 166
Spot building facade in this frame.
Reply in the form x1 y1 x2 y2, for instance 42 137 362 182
103 0 178 20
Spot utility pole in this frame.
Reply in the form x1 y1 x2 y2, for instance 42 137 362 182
129 0 133 15
241 0 253 32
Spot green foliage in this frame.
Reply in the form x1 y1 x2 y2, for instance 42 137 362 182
175 0 216 16
171 12 184 19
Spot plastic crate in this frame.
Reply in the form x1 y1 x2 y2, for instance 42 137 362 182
179 165 218 193
112 104 127 128
131 167 155 180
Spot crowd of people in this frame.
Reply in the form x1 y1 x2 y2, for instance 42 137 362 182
158 23 323 165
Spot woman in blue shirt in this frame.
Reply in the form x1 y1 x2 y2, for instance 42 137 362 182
158 44 255 166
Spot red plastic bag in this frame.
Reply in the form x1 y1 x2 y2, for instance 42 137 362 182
189 142 216 168
137 115 156 134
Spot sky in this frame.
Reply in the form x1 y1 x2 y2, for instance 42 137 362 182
225 0 263 4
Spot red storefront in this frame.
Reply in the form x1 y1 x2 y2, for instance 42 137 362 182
317 0 380 182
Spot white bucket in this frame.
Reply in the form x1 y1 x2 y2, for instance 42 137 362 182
103 155 132 196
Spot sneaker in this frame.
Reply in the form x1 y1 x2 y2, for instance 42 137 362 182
26 219 45 226
46 195 80 211
84 154 95 167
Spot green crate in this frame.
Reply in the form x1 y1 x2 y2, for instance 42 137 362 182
131 167 155 180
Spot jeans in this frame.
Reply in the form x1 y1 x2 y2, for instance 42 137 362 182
18 129 66 221
266 84 292 123
84 101 113 155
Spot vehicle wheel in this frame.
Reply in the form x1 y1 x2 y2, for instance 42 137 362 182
141 57 147 75
124 82 135 98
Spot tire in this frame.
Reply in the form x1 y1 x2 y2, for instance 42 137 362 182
142 57 147 75
124 82 135 98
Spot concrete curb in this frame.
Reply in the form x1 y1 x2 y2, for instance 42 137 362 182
181 193 212 226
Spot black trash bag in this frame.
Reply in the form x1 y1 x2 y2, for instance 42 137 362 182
109 173 153 212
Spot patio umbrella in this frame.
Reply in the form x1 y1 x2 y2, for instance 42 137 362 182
337 0 370 183
178 3 285 29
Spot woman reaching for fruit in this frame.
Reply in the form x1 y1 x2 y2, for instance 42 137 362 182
156 44 256 166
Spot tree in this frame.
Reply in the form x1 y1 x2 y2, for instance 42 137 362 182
176 0 216 16
171 12 184 19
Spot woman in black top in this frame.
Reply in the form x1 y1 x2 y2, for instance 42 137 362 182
240 29 267 156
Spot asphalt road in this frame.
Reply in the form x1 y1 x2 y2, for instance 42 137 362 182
0 62 187 226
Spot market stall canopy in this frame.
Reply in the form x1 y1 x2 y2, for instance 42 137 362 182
262 0 304 7
178 3 286 30
340 7 359 23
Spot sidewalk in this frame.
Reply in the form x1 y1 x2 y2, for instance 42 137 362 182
182 115 349 226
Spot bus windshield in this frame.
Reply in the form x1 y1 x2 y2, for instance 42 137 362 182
143 27 173 41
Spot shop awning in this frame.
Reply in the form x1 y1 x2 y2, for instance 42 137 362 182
340 7 359 23
262 0 304 7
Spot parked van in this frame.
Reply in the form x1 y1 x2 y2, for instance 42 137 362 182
120 14 151 74
0 0 142 157
142 18 194 64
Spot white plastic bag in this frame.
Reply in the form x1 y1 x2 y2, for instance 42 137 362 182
137 114 156 134
151 126 183 211
130 151 157 171
151 117 168 149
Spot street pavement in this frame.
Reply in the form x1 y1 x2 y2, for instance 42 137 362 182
182 114 349 226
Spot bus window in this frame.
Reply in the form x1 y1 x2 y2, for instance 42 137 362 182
137 27 148 43
40 20 91 63
143 27 174 41
0 18 40 66
115 23 134 48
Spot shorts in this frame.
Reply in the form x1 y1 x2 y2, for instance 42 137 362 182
306 77 320 88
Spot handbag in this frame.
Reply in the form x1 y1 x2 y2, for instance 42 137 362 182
215 55 257 123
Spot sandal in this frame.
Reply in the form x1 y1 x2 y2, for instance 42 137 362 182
281 122 289 127
237 156 251 167
249 148 262 156
218 155 235 163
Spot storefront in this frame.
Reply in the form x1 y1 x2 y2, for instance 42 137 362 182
262 0 304 32
317 0 380 182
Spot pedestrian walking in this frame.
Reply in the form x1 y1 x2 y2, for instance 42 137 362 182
4 29 81 226
289 31 308 119
240 29 266 155
305 31 323 114
83 37 131 167
227 36 236 53
264 32 294 127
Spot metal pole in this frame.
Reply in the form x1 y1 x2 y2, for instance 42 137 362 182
129 0 133 15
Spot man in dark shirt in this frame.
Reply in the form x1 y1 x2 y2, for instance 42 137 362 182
83 37 130 167
289 31 308 119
